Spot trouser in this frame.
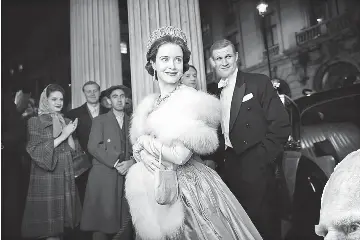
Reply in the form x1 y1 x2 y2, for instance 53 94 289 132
221 147 281 240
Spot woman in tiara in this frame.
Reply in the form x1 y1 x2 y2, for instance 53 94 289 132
125 26 263 240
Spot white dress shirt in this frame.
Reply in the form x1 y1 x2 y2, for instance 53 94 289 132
220 68 238 149
115 112 124 129
87 103 100 118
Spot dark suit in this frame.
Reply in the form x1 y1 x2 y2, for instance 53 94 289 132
215 71 291 240
2 92 27 239
81 111 133 238
66 103 109 204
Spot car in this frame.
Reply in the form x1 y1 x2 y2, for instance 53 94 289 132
281 84 360 240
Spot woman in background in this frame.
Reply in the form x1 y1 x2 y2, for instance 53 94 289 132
22 84 83 240
181 64 198 89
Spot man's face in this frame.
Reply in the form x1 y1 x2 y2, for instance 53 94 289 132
316 214 360 239
83 84 100 104
109 89 126 111
211 45 238 79
100 96 112 109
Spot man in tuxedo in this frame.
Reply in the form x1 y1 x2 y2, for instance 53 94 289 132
66 81 109 204
210 39 291 240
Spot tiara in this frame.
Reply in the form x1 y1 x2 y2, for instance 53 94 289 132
147 26 188 51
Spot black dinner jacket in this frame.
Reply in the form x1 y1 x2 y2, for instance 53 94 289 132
229 71 290 161
212 71 290 165
66 103 109 153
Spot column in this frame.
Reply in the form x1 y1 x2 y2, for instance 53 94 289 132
70 0 122 108
127 0 206 108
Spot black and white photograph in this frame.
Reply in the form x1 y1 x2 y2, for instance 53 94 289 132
2 0 360 239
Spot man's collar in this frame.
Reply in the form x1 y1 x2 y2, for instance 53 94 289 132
218 68 238 89
113 109 124 118
87 102 100 110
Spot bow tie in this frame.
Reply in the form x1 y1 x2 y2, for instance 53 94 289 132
218 79 229 89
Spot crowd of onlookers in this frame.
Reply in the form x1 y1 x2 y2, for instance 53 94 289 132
1 65 201 240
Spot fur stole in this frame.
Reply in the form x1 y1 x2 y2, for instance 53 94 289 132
125 86 221 240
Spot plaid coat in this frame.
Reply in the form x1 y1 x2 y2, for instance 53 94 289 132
21 114 82 238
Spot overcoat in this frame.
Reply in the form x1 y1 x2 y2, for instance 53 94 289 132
22 114 82 238
80 110 132 234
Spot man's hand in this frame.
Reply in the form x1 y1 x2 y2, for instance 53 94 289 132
203 160 217 170
115 159 135 175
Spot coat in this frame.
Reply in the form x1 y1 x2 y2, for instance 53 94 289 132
214 71 291 239
66 103 109 153
80 110 132 234
22 114 82 238
66 103 109 203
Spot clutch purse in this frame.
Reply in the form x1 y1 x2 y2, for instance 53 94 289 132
154 145 179 205
73 151 92 178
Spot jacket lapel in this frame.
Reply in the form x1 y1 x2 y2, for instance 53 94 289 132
82 103 93 120
123 114 131 158
108 110 124 146
229 72 246 132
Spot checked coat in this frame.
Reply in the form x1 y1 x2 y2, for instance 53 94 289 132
21 114 82 238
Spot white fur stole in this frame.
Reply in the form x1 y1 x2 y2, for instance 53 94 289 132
125 86 221 240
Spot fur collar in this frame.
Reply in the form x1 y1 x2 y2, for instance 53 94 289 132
130 85 221 155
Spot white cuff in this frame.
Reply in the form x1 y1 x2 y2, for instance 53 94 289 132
114 159 120 167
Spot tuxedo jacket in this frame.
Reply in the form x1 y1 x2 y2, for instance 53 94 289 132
66 103 109 153
214 71 291 166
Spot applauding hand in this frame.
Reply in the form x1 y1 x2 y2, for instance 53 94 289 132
62 118 78 138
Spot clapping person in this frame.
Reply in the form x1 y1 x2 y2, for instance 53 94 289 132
22 84 83 240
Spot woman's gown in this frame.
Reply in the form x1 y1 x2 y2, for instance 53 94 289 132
127 86 263 240
178 157 262 240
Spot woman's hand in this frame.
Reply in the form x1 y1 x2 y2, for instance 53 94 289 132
61 118 78 138
137 135 161 158
139 149 167 173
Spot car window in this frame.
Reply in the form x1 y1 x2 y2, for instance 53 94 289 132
301 94 360 127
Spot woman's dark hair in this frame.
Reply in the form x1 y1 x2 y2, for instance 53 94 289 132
46 84 65 98
145 36 191 80
188 65 197 73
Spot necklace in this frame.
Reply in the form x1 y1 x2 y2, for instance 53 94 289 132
154 84 181 109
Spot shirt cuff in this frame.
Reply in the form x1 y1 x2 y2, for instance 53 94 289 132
114 159 120 168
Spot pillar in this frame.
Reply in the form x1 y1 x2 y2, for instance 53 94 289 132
127 0 206 107
70 0 122 108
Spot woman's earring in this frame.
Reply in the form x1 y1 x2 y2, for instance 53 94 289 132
153 70 157 82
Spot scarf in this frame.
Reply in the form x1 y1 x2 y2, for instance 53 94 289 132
38 86 66 137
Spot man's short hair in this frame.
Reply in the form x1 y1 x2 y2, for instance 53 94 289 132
210 39 236 57
82 81 100 92
106 85 131 98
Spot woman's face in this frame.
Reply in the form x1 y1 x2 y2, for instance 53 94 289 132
152 43 184 85
48 91 64 113
181 67 197 89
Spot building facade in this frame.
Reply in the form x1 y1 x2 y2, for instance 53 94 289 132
200 0 360 99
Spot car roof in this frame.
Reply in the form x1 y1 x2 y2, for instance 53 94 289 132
294 84 360 113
